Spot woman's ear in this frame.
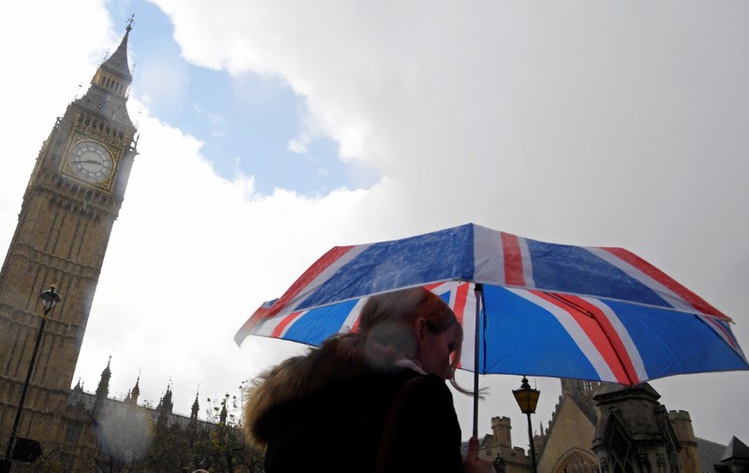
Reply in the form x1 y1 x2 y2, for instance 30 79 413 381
414 317 427 344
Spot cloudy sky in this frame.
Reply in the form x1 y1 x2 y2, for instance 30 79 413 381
1 0 748 448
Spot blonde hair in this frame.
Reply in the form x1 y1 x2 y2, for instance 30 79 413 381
358 287 463 377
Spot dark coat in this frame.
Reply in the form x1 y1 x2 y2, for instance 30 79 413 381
254 367 464 473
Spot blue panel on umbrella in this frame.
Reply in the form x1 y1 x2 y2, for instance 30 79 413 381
603 300 748 379
283 299 361 346
477 286 602 380
300 224 475 310
526 240 670 309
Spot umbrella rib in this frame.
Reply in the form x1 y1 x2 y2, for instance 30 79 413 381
547 292 636 386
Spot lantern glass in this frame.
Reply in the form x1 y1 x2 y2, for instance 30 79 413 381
512 377 540 414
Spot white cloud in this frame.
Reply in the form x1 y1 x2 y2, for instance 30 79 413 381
135 52 190 111
286 137 307 154
84 107 367 415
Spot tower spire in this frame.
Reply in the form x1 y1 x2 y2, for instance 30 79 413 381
100 19 134 83
191 389 200 422
93 357 112 419
81 15 136 118
127 371 141 404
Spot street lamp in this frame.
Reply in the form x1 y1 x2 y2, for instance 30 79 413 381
512 376 540 473
2 285 62 472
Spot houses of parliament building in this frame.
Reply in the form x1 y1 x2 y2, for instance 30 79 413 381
0 17 746 473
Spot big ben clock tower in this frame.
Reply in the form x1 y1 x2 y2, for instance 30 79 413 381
0 22 138 466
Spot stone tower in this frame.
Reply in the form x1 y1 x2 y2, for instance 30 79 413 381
0 22 137 465
592 383 685 473
560 378 601 406
668 410 701 473
492 416 513 447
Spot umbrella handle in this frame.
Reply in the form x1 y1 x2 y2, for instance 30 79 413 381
473 283 484 439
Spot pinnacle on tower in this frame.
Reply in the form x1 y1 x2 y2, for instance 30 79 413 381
102 16 135 81
96 356 112 396
126 373 141 404
80 18 137 129
191 390 200 421
93 357 113 419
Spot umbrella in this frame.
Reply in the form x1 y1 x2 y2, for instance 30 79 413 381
235 223 748 435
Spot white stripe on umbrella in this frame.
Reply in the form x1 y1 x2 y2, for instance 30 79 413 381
586 247 696 314
510 288 618 383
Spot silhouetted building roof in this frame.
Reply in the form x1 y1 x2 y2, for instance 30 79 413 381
696 437 727 473
720 436 749 461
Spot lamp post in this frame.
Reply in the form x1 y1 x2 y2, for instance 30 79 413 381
2 285 62 472
512 376 540 473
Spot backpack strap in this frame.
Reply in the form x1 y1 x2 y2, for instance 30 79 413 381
375 375 424 473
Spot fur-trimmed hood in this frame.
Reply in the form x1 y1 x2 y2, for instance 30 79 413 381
243 333 401 448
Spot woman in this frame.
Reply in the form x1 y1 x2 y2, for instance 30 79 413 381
243 287 493 473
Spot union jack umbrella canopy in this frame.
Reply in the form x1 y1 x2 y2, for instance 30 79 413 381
235 222 748 389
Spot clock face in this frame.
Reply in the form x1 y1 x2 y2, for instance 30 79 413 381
68 141 114 183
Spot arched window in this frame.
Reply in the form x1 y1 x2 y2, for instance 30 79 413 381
553 449 599 473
